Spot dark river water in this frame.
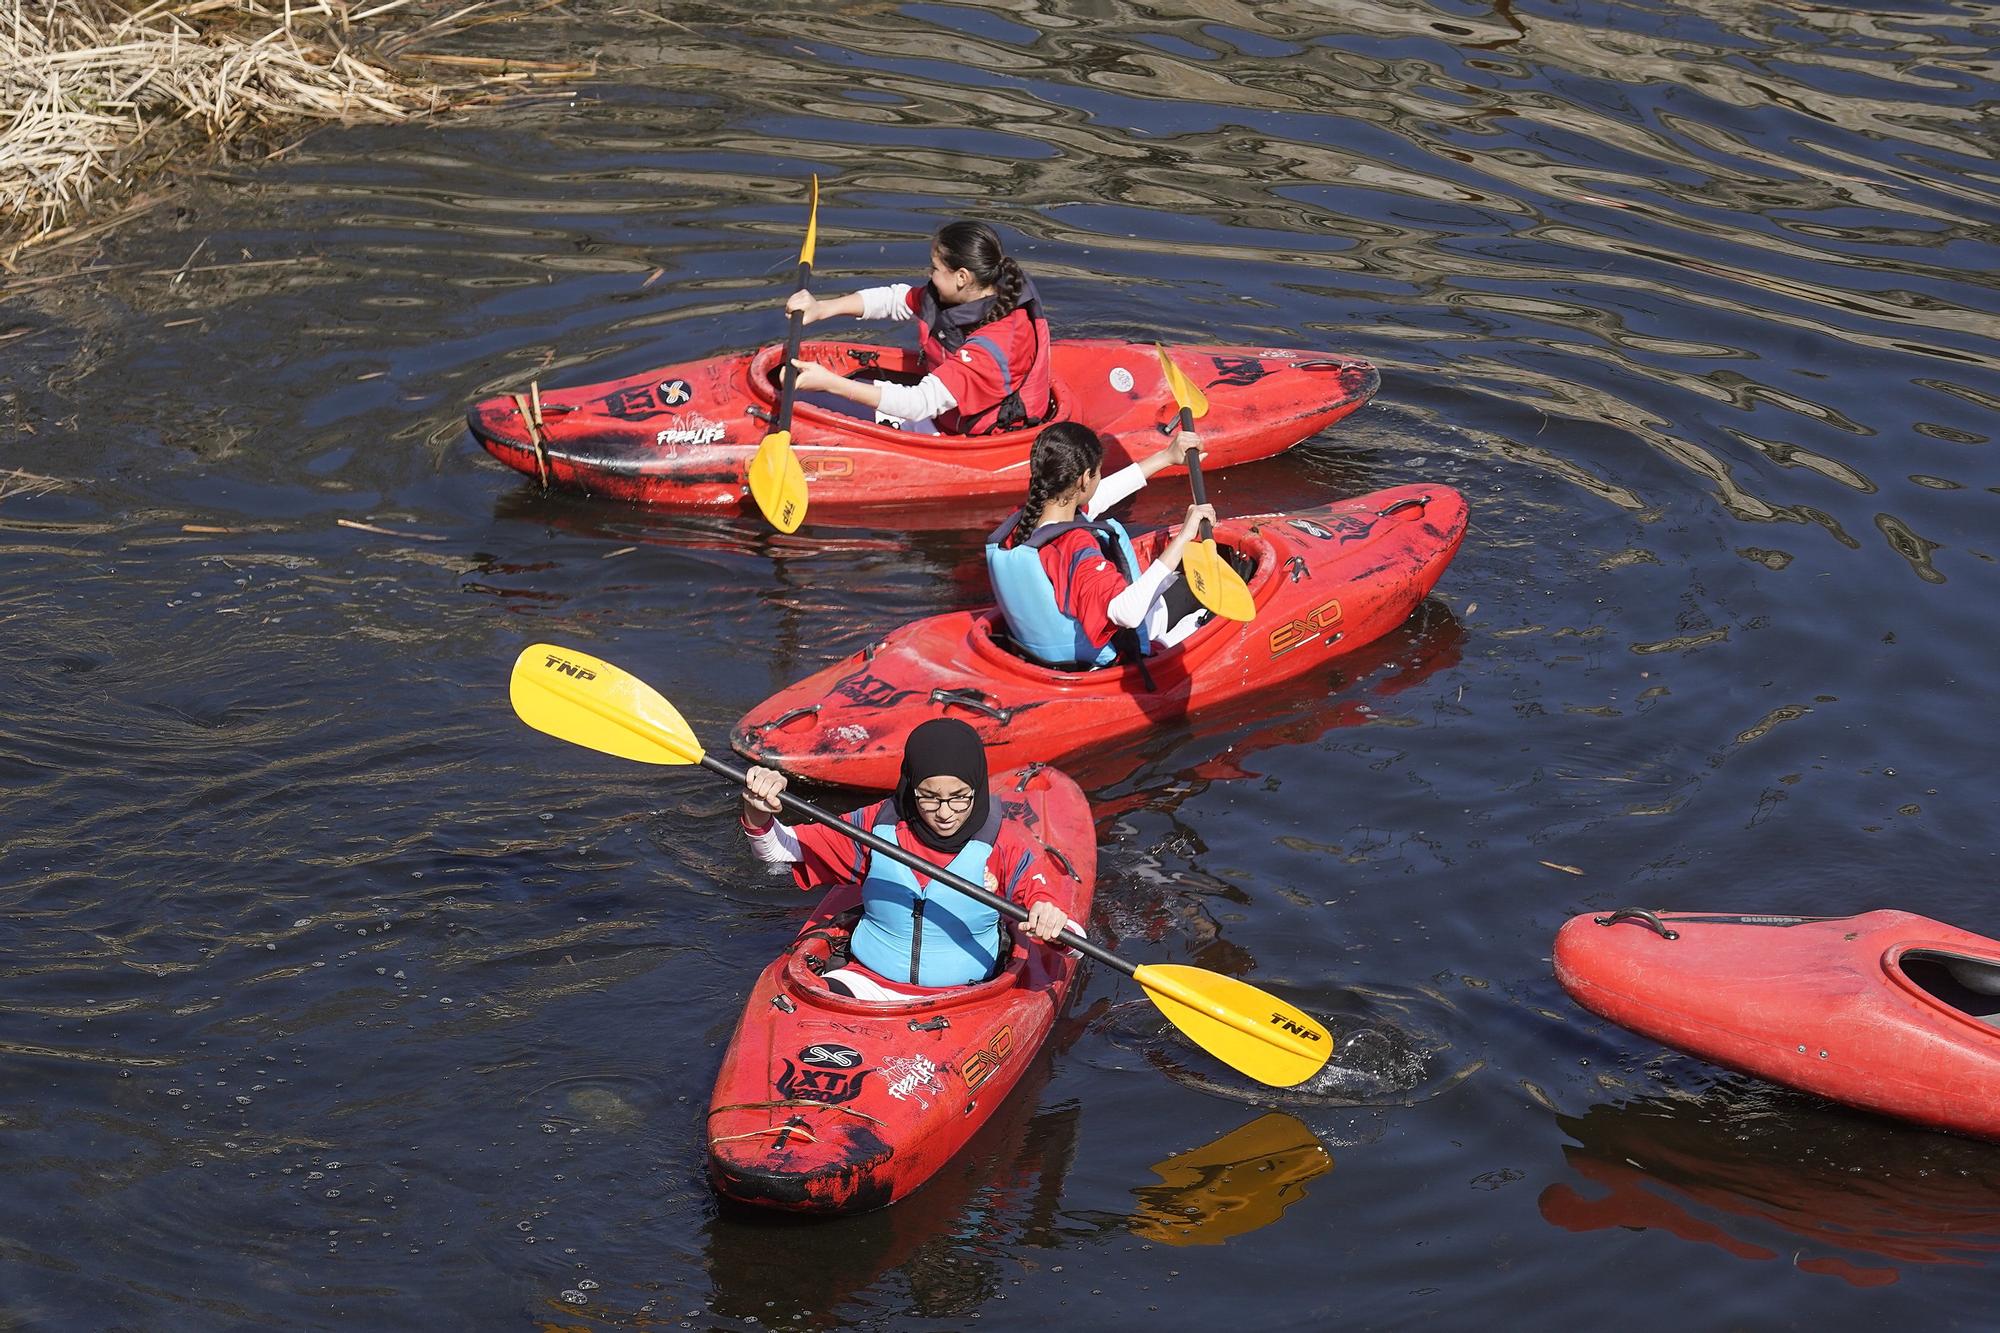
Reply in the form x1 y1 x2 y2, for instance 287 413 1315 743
4 0 1997 1327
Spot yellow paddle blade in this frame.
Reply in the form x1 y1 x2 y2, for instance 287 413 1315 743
1183 537 1256 622
747 430 808 533
801 174 820 267
1130 1112 1331 1246
1132 963 1332 1087
1154 342 1210 419
509 643 705 766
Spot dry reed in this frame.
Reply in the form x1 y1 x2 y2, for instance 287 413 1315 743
0 469 65 502
1 0 580 265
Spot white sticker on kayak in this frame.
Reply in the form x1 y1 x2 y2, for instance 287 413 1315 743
1260 349 1300 359
653 414 726 448
882 1054 946 1110
1109 366 1134 393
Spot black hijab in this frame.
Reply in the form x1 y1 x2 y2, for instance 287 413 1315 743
894 718 993 853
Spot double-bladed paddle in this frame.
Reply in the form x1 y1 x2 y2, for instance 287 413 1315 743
508 642 1333 1088
746 175 819 533
1155 344 1256 623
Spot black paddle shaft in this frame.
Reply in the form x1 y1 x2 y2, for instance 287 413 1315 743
772 257 815 434
1179 406 1214 542
700 751 1136 979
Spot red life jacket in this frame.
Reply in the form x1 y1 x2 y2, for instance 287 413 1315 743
912 280 1054 435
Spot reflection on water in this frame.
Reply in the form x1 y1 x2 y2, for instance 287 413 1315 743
4 0 1998 1325
1541 1091 2000 1289
1129 1112 1331 1247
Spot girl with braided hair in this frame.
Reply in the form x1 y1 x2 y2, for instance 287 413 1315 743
984 421 1217 669
786 221 1054 436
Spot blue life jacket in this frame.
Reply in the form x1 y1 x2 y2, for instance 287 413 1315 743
985 509 1151 668
848 805 1007 987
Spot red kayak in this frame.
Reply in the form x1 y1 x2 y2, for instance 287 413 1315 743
706 764 1095 1213
1554 908 2000 1141
732 484 1468 790
467 340 1376 515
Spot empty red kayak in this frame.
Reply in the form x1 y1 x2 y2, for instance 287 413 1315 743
1554 908 2000 1141
731 484 1468 790
707 764 1095 1213
467 340 1377 515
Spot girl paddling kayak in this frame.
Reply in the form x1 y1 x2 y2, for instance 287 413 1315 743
783 220 1054 435
740 717 1078 998
986 421 1239 669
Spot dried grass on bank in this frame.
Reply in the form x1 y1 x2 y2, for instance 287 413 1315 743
1 0 578 266
0 469 65 502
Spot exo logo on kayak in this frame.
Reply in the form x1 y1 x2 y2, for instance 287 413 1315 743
1268 598 1343 658
802 455 853 480
542 652 596 681
961 1025 1014 1090
830 666 925 711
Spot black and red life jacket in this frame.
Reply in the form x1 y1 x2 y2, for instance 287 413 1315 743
913 279 1054 436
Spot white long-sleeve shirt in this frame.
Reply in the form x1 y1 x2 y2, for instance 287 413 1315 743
853 283 956 423
1076 462 1203 646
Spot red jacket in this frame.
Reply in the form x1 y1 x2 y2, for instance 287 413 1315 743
910 283 1053 435
1031 528 1129 652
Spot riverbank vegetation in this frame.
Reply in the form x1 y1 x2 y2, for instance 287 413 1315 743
1 0 581 268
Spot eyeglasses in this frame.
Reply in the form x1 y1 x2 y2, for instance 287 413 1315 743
913 791 976 813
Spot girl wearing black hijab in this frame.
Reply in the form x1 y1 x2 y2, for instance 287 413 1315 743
741 719 1073 996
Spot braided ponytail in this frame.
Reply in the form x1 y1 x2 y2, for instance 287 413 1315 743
1020 472 1055 534
934 220 1026 331
987 257 1025 324
1019 423 1104 535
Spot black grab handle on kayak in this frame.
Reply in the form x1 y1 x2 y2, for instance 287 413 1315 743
747 704 819 736
1377 495 1430 519
929 688 1014 724
1592 909 1679 940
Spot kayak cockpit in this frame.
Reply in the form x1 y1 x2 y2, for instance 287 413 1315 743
777 901 1066 1015
971 529 1278 678
1897 949 2000 1027
745 341 1077 445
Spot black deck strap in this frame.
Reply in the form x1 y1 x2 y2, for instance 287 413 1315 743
1592 908 1679 940
930 688 1014 724
1114 626 1156 690
748 703 820 739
